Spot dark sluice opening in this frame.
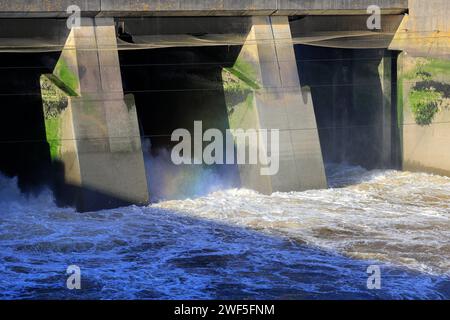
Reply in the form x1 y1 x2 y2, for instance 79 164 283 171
0 52 58 194
119 46 241 199
295 45 400 171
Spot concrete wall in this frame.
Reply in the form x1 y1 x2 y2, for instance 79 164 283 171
0 0 408 17
390 0 449 57
392 0 450 176
0 1 100 17
276 0 408 15
398 54 450 176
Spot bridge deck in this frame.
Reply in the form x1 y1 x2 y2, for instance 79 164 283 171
0 1 408 18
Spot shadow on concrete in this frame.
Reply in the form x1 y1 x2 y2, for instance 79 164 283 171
413 80 450 98
119 45 240 148
0 51 146 211
50 160 137 213
295 45 401 171
0 52 60 194
119 46 242 194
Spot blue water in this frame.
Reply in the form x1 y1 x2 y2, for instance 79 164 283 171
0 165 449 299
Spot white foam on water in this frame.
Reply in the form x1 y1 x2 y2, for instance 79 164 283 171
0 164 449 299
155 163 450 276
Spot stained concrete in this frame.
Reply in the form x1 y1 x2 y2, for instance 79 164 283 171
289 15 404 49
0 1 101 18
391 0 450 177
276 0 408 15
0 0 408 17
0 12 406 52
398 53 450 177
223 16 327 194
41 18 149 211
390 0 450 58
2 0 448 206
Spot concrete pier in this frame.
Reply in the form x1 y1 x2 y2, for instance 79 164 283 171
223 16 327 194
40 18 149 211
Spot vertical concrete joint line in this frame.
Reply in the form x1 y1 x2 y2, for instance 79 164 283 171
269 16 283 88
93 20 104 93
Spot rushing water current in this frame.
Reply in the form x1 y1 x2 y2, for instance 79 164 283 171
0 164 449 299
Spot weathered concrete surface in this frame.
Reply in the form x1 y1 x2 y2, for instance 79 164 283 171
0 1 100 17
289 15 404 49
116 17 250 36
41 17 149 211
276 0 408 15
100 0 277 16
390 0 450 177
115 14 404 50
0 0 408 17
0 14 405 53
223 16 327 194
398 53 450 177
390 0 450 58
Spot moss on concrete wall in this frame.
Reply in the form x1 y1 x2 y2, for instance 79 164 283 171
40 75 72 160
223 59 260 91
399 52 450 176
53 58 79 95
222 59 260 130
409 89 442 125
401 57 450 126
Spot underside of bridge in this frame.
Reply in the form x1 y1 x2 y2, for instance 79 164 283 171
296 45 401 169
0 0 448 211
118 42 401 186
0 52 57 193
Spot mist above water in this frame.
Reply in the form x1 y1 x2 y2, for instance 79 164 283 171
158 164 450 276
142 139 237 202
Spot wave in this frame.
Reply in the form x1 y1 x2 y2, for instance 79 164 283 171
156 164 450 275
0 164 449 298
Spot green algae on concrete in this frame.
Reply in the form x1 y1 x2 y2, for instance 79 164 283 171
223 59 260 91
40 73 81 160
400 56 450 125
54 58 79 95
40 74 71 160
409 89 443 126
222 59 260 116
222 60 260 131
44 117 62 160
399 52 450 177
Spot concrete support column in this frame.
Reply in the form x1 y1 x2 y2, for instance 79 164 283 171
223 16 327 194
40 18 149 211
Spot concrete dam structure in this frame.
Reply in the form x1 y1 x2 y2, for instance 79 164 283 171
0 0 448 212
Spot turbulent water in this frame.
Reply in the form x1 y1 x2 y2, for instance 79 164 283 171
0 164 449 299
